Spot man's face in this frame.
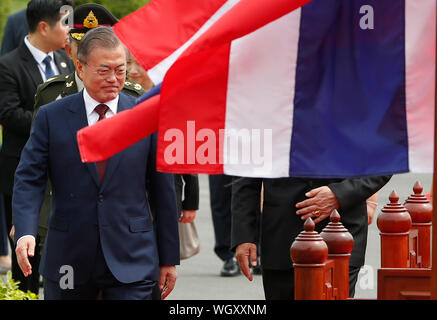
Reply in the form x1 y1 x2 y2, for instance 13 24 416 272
65 39 79 64
44 13 70 51
126 56 150 88
77 45 127 103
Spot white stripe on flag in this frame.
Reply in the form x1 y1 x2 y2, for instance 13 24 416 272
147 0 241 85
405 0 435 173
223 9 302 177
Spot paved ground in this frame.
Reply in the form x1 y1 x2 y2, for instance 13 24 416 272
2 172 432 300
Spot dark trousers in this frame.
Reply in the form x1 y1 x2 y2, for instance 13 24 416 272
44 238 155 300
0 194 8 256
208 175 234 261
262 266 361 300
3 194 41 294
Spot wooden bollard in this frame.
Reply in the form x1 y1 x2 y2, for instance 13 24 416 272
291 218 328 300
320 210 354 299
404 181 432 268
377 190 412 268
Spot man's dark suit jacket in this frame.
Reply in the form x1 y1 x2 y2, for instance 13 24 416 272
231 176 391 269
0 9 28 56
12 91 180 285
0 41 74 195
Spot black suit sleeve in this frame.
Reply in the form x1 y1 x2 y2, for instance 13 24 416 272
0 60 33 137
181 174 199 211
328 175 392 210
230 177 263 250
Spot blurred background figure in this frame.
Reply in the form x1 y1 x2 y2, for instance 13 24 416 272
209 175 240 277
127 54 154 92
0 0 75 293
0 9 28 56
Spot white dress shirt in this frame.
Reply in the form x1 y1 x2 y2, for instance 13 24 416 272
83 88 118 125
24 36 60 82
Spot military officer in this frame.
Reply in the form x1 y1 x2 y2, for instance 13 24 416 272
34 3 145 113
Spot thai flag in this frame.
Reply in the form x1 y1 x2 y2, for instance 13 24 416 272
77 0 435 178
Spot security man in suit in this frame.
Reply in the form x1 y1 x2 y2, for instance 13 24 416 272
0 0 75 294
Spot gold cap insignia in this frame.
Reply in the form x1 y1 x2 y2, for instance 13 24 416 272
83 11 99 29
71 33 85 41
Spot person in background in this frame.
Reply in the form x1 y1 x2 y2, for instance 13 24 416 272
0 9 28 56
0 194 11 274
209 175 241 277
232 175 391 299
366 193 378 225
0 0 74 293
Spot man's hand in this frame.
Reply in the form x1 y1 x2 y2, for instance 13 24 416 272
15 236 36 277
9 225 15 242
295 186 340 224
159 265 177 299
235 243 257 281
179 210 197 224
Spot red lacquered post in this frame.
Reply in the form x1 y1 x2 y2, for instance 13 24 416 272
404 181 432 268
320 210 354 299
291 218 328 300
377 190 412 268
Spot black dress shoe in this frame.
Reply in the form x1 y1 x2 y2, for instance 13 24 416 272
220 257 241 277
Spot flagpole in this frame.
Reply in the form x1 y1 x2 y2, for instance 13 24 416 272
431 2 437 300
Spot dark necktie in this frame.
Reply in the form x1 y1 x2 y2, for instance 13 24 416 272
42 56 55 80
94 104 110 182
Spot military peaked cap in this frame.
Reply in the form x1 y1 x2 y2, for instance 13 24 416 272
69 3 119 41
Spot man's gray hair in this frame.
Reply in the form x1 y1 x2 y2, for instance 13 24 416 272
77 26 126 62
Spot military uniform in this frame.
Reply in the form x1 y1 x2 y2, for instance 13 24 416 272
34 72 145 111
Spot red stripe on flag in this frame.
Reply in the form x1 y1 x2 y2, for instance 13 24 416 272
77 0 311 164
113 0 228 71
156 0 311 174
77 95 160 162
157 43 231 174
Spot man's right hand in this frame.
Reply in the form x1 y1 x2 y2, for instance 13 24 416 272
235 242 257 281
15 237 36 277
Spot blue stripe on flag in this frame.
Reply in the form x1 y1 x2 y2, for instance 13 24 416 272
290 0 408 178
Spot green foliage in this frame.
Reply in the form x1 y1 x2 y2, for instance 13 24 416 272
0 271 39 300
73 0 152 19
0 0 11 44
0 0 152 43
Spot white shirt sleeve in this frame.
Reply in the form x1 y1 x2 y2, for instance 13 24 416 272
16 235 36 247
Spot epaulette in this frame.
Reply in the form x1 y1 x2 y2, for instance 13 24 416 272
123 80 145 94
37 74 72 91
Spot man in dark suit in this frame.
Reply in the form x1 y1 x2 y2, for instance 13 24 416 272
13 26 179 300
232 176 391 299
31 2 145 275
0 9 28 56
0 0 74 293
